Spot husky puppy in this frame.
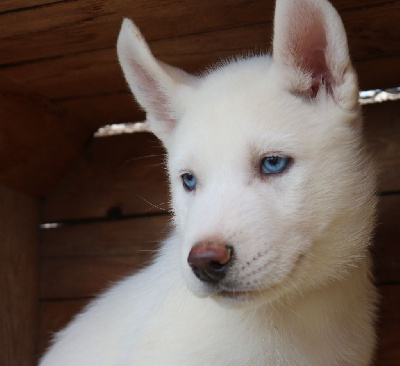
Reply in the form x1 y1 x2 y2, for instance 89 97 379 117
40 0 377 365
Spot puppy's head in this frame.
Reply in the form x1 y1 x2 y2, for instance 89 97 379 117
117 0 376 308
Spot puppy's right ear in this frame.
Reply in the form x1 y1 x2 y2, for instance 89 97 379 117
117 19 197 142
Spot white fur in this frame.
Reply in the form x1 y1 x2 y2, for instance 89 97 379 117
40 0 377 365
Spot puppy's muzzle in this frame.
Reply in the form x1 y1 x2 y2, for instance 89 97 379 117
188 239 233 284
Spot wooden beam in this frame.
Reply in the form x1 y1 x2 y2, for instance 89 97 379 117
0 0 393 65
0 74 93 196
2 0 400 100
0 185 39 366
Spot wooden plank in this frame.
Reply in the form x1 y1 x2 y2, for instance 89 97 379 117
356 55 400 91
39 194 400 299
56 56 400 128
38 285 400 364
1 2 400 101
0 1 61 13
0 74 93 196
0 185 39 366
39 299 90 357
0 1 389 65
375 285 400 366
40 214 170 258
373 195 400 284
40 255 153 299
42 132 169 222
43 101 400 222
364 101 400 193
1 23 272 100
59 92 144 129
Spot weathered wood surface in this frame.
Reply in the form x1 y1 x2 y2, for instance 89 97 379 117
43 101 400 223
0 0 399 128
0 185 40 366
0 74 92 196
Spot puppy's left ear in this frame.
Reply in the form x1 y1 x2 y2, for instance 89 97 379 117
117 19 197 143
272 0 359 110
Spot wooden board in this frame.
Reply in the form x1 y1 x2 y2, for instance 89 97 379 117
40 194 399 300
373 195 400 284
0 185 39 366
375 285 400 366
40 214 170 258
38 299 90 358
0 0 390 65
41 256 154 299
0 1 60 13
0 0 396 64
364 101 400 193
43 132 169 222
57 54 400 127
0 74 94 196
0 1 399 129
37 285 400 364
2 2 400 99
43 101 400 223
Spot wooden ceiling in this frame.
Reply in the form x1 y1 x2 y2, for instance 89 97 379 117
0 0 399 196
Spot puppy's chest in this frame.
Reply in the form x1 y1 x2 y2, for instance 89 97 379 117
123 314 318 366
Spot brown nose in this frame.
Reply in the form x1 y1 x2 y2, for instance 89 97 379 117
187 239 233 284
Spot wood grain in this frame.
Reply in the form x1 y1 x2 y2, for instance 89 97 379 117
3 1 400 100
364 101 400 193
375 285 400 366
373 195 400 284
0 0 390 64
0 74 93 196
0 1 62 13
43 132 169 222
40 214 170 258
58 54 400 128
40 255 154 300
0 185 39 366
39 299 90 357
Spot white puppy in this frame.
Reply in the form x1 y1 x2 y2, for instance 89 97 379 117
40 0 377 364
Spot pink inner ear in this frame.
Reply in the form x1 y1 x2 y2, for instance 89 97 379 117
283 2 332 97
128 59 176 129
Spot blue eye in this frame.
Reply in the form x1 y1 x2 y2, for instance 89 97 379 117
261 156 290 174
181 172 197 191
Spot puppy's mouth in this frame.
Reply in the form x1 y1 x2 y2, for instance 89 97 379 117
211 252 308 305
212 288 262 303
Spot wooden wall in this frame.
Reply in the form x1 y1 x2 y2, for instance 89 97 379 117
37 101 400 364
0 186 40 366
